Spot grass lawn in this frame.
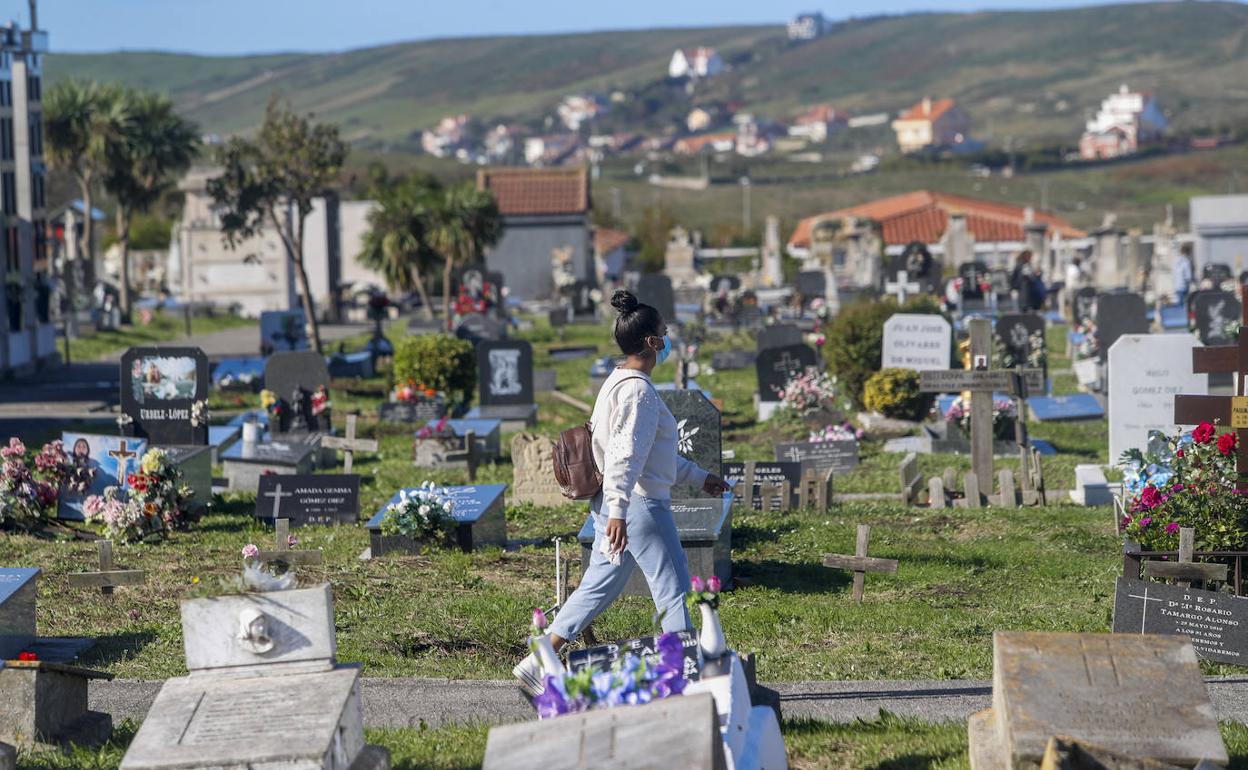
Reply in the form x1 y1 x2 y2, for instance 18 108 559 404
17 718 1248 770
65 310 255 363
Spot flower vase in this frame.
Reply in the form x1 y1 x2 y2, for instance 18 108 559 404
697 603 727 662
533 634 565 678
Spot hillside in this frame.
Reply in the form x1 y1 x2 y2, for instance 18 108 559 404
43 2 1248 151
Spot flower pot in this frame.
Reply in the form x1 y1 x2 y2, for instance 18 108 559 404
532 634 566 678
697 603 727 663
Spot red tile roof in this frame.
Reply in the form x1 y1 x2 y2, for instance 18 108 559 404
788 190 1086 249
476 167 590 217
594 227 632 255
897 97 958 123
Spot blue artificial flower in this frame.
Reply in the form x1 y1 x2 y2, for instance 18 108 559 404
534 675 568 719
656 632 685 671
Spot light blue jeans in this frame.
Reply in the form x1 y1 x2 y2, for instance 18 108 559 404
550 493 692 640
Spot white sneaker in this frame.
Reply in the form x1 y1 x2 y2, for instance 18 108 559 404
513 652 546 697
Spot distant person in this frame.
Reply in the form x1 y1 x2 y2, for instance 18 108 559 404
512 290 729 697
1064 256 1087 321
1010 250 1045 312
1173 243 1195 307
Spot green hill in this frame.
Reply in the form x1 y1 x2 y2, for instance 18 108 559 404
43 2 1248 150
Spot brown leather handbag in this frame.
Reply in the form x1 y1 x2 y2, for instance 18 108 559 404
552 376 647 500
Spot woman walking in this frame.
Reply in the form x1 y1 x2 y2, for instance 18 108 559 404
513 289 730 695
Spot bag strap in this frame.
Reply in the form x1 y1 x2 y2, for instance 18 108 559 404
590 374 651 431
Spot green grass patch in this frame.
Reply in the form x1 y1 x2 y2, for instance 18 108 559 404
65 311 255 363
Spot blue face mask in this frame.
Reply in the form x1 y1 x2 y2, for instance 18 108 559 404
655 334 672 365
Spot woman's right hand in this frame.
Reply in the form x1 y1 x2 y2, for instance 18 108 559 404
606 518 628 557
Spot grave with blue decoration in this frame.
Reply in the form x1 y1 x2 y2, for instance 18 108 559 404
366 483 507 556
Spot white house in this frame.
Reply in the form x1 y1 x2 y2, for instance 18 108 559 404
421 114 471 159
789 104 849 143
557 94 609 131
668 47 725 79
788 13 826 41
1079 84 1168 160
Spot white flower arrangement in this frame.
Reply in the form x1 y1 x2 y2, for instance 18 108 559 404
191 400 210 427
380 481 456 543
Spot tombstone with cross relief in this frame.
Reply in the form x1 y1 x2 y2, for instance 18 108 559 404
884 270 921 305
755 343 816 421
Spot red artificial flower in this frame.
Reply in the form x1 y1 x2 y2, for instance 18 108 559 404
17 651 37 661
1193 422 1216 444
1139 486 1163 509
1219 432 1238 457
1176 449 1184 458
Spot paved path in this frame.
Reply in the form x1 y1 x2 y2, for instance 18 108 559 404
90 676 1248 729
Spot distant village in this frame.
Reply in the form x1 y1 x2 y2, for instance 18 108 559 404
419 11 1178 176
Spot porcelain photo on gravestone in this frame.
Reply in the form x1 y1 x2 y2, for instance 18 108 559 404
476 339 534 407
120 347 209 446
57 433 149 520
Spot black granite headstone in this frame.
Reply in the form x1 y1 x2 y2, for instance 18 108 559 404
1112 576 1248 665
255 474 360 527
995 313 1046 367
756 344 817 404
1094 293 1149 363
720 461 802 510
477 339 534 407
958 262 990 300
889 241 941 294
658 390 721 497
366 483 507 554
264 351 333 433
378 396 448 424
756 324 803 352
120 346 209 446
567 631 700 682
1192 290 1241 346
635 274 675 322
774 439 859 473
795 272 826 302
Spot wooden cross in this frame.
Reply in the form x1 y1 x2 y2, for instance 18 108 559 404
1174 296 1248 491
109 440 138 480
67 541 146 595
822 524 898 603
321 414 379 473
263 482 293 519
885 270 921 304
256 518 324 566
918 318 1044 502
796 467 833 511
1141 526 1227 589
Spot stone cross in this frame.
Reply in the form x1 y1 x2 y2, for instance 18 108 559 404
918 319 1043 503
109 440 138 481
1174 296 1248 491
263 482 293 519
822 524 899 603
67 540 146 595
257 518 325 566
885 270 921 304
321 414 379 474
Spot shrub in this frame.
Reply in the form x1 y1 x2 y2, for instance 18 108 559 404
825 296 945 409
862 368 930 421
393 334 476 407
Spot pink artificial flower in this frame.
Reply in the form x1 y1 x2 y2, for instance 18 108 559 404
707 576 721 593
1139 486 1162 510
287 535 298 548
241 544 259 558
532 608 548 630
690 576 705 592
1165 522 1180 535
1139 517 1153 528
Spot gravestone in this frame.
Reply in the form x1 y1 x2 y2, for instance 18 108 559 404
161 445 211 516
420 418 501 459
378 396 447 424
1094 293 1149 364
881 314 951 371
712 275 741 294
1029 393 1105 422
774 440 858 474
366 484 507 555
794 272 826 304
756 324 803 352
568 631 700 681
958 262 990 301
966 632 1227 770
258 309 308 354
57 433 150 521
255 474 360 527
711 350 755 371
0 568 37 659
635 274 676 322
533 369 557 392
220 438 315 493
264 351 333 434
1072 287 1098 325
510 433 564 507
720 462 802 511
1113 576 1248 665
823 524 898 603
483 693 726 770
883 270 921 304
994 313 1045 369
1192 290 1241 346
658 390 722 498
1069 465 1112 506
120 347 209 445
1108 334 1206 464
119 584 390 770
890 241 941 295
473 339 537 427
579 495 732 597
455 312 507 344
755 344 816 420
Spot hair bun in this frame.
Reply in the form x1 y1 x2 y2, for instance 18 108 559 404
611 290 639 315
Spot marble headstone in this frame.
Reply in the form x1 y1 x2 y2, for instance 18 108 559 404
658 390 722 498
1107 334 1206 465
881 314 951 372
120 347 209 446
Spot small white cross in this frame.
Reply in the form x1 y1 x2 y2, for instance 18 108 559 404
783 446 804 463
265 482 293 519
885 270 922 304
1127 586 1164 634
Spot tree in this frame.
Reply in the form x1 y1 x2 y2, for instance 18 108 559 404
103 89 198 321
423 182 503 330
44 80 128 302
357 171 440 321
207 99 347 353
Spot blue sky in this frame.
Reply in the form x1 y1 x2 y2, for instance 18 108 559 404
8 0 1237 55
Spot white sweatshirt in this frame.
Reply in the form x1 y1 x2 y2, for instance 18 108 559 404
591 368 710 520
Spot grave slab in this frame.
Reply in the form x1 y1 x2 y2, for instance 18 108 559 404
1113 577 1248 666
366 484 507 556
1028 394 1105 422
579 495 732 597
181 584 335 676
0 568 38 660
774 440 859 474
221 439 315 493
207 424 241 465
463 403 538 431
1069 464 1112 506
420 418 501 458
254 474 360 527
0 661 112 749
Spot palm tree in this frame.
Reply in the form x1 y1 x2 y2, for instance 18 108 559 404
424 182 503 330
44 80 127 299
357 174 438 320
103 89 199 321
